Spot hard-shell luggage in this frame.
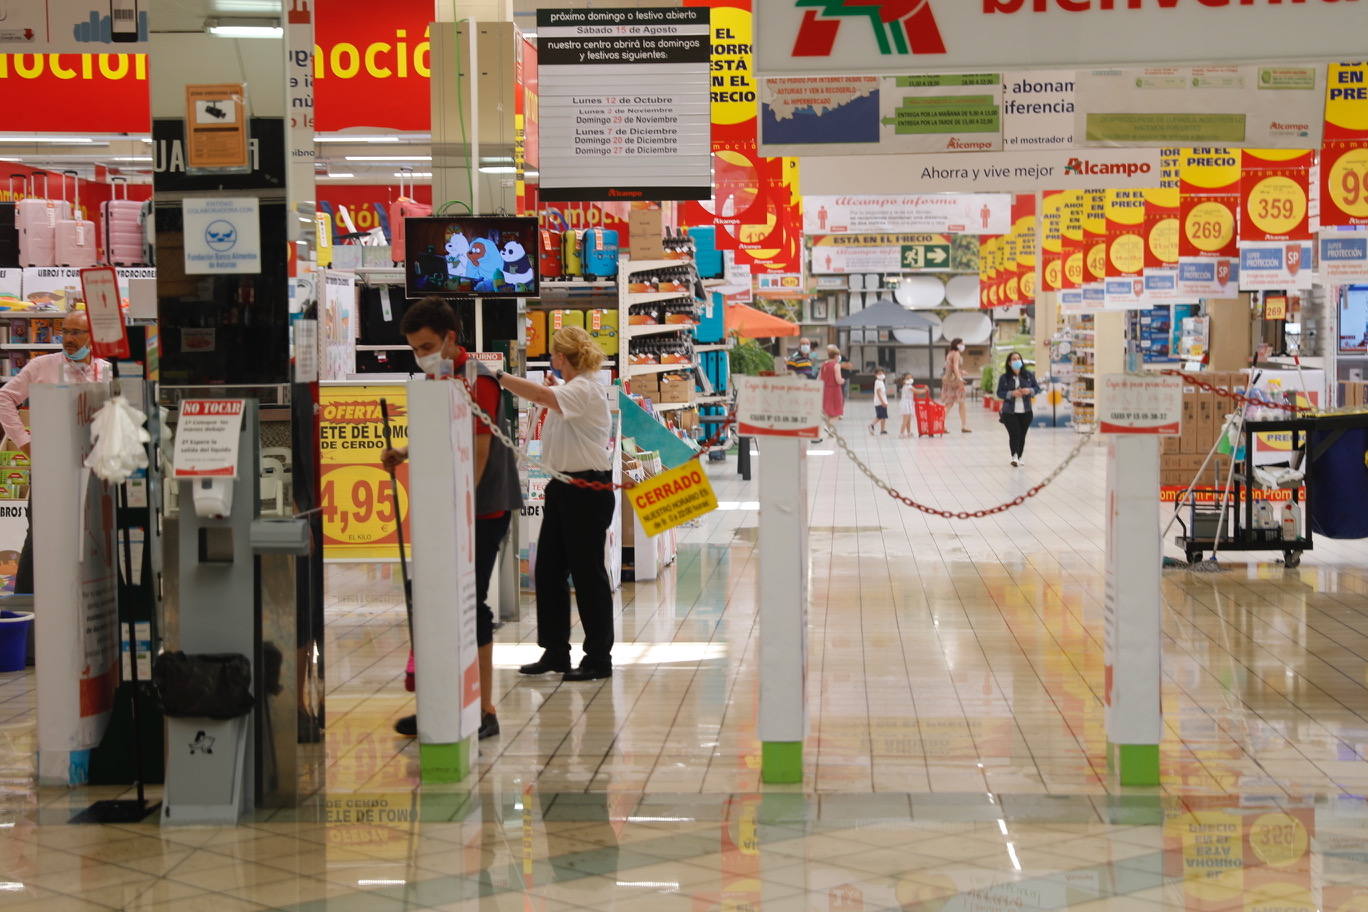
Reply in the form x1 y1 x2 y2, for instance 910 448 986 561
102 176 146 266
561 230 583 277
549 309 585 334
14 173 67 268
583 228 619 278
387 169 431 262
54 171 97 267
0 191 16 268
586 307 619 356
538 228 563 278
140 199 156 266
688 226 723 278
526 310 547 359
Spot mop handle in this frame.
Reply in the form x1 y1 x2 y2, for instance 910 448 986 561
379 399 413 605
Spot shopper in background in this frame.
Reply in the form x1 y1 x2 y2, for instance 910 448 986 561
868 368 890 436
383 297 522 740
819 345 846 422
0 311 111 596
939 337 971 434
495 326 616 682
897 373 916 438
786 337 816 379
996 351 1041 467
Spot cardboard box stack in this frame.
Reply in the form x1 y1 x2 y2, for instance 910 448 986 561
1160 371 1244 489
1342 379 1367 408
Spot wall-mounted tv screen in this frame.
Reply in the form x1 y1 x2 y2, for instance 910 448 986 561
405 216 539 298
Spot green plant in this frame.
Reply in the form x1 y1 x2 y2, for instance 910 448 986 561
729 336 775 376
980 364 996 393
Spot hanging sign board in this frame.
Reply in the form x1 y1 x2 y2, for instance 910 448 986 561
1098 374 1181 435
173 399 246 478
630 460 719 537
803 194 1009 235
0 0 148 51
1319 231 1368 284
184 83 249 171
736 375 823 438
799 148 1162 195
182 197 262 275
1238 240 1314 290
536 8 712 201
78 266 129 359
752 0 1365 75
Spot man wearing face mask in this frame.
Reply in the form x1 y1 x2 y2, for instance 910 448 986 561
786 337 816 379
0 311 112 596
381 297 522 741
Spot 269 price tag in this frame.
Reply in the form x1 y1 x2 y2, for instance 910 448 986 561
1184 201 1236 252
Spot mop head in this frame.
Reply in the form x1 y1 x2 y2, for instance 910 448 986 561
1188 556 1228 573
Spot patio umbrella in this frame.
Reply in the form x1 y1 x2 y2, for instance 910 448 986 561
725 302 800 338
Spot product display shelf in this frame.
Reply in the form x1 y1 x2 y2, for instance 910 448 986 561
629 323 696 339
1 343 61 350
0 311 70 319
619 255 705 441
1067 312 1096 432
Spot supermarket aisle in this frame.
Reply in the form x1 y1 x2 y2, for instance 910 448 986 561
0 408 1366 910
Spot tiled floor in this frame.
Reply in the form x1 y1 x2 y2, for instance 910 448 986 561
2 407 1367 910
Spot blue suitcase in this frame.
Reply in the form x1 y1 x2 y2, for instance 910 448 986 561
583 228 619 277
688 226 723 278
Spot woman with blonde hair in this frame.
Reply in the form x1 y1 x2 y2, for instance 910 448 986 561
940 337 971 433
819 344 846 420
494 326 616 681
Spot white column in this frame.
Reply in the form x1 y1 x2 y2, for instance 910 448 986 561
757 435 808 783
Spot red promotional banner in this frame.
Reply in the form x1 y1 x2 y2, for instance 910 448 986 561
1040 191 1064 293
313 0 432 131
1144 149 1181 269
1321 63 1368 228
1060 190 1085 291
1083 189 1107 283
1179 147 1241 259
1105 189 1147 280
0 54 149 133
1241 149 1312 242
1012 194 1035 306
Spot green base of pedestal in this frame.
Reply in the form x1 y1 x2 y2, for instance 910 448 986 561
761 742 802 783
1109 742 1160 787
420 739 471 783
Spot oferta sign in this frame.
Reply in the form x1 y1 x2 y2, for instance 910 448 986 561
754 0 1366 75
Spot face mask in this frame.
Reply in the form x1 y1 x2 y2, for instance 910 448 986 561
800 345 811 354
416 351 454 378
957 343 965 352
1009 360 1022 371
65 344 91 362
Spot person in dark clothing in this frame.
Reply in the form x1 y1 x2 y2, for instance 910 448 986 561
383 297 523 740
996 351 1041 467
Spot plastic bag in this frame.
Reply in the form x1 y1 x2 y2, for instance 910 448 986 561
152 651 254 719
83 395 150 484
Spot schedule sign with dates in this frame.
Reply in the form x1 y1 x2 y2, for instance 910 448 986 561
537 7 711 201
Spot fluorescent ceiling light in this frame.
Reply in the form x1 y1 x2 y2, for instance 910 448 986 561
479 166 517 174
319 172 356 179
111 156 152 162
205 18 282 38
479 156 514 164
345 155 432 162
0 137 96 144
316 136 401 144
393 172 432 178
212 0 283 12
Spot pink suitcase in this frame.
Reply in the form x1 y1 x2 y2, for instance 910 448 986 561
13 173 68 268
55 171 96 268
388 169 430 264
102 176 145 266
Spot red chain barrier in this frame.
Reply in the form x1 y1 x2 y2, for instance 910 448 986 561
1157 369 1311 414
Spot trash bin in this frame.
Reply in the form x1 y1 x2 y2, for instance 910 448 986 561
0 610 34 672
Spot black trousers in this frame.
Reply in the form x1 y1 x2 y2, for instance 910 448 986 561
14 498 32 595
535 474 616 667
1001 411 1032 457
474 513 512 648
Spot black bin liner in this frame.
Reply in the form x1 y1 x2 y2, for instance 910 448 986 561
152 652 254 719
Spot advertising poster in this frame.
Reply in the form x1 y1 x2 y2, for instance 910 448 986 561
1241 148 1313 243
1060 190 1085 291
1039 191 1064 293
1321 62 1368 229
1180 148 1242 287
1238 240 1314 291
319 384 411 561
182 198 262 275
1163 804 1314 912
1104 188 1147 309
803 194 1009 236
313 0 432 131
537 8 712 201
760 72 1001 156
0 52 149 132
1178 258 1240 298
1320 231 1368 285
1002 70 1075 150
1144 148 1183 303
1078 64 1322 148
1083 189 1108 285
809 233 952 275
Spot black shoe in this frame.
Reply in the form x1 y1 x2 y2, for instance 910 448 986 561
393 714 416 737
563 664 612 682
478 712 500 740
519 656 571 675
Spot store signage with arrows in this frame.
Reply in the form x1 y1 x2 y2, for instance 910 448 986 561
901 243 950 269
810 233 956 274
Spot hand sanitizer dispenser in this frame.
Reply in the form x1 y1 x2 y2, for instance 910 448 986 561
193 478 235 519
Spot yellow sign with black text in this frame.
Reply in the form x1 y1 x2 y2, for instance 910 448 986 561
630 460 718 537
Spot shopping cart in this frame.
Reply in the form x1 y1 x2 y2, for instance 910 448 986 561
913 385 946 437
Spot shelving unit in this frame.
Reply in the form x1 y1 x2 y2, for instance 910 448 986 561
1 343 62 350
1066 312 1096 432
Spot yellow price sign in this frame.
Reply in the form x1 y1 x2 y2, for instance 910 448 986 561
1109 234 1145 275
1264 295 1288 320
1086 242 1107 281
1149 217 1180 264
1184 200 1236 252
1043 258 1062 291
1328 146 1368 220
1064 251 1084 286
1019 270 1035 300
629 460 718 537
1246 175 1307 237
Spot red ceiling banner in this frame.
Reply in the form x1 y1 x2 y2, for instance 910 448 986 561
0 54 149 133
313 0 432 131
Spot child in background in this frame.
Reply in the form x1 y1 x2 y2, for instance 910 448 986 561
868 368 890 436
897 373 916 438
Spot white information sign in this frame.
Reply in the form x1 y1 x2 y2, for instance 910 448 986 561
1320 232 1368 284
736 375 823 438
1002 70 1076 149
536 8 712 201
753 0 1365 75
1238 241 1315 291
801 148 1163 195
804 194 1009 236
182 197 262 275
173 399 246 478
1098 374 1181 435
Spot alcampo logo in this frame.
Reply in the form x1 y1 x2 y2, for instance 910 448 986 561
1064 157 1152 177
947 137 993 150
792 0 946 57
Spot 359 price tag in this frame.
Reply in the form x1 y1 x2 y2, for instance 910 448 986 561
1246 174 1308 238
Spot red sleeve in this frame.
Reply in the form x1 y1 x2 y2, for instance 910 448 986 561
471 375 501 435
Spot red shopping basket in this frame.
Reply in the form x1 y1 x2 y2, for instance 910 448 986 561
913 385 946 437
